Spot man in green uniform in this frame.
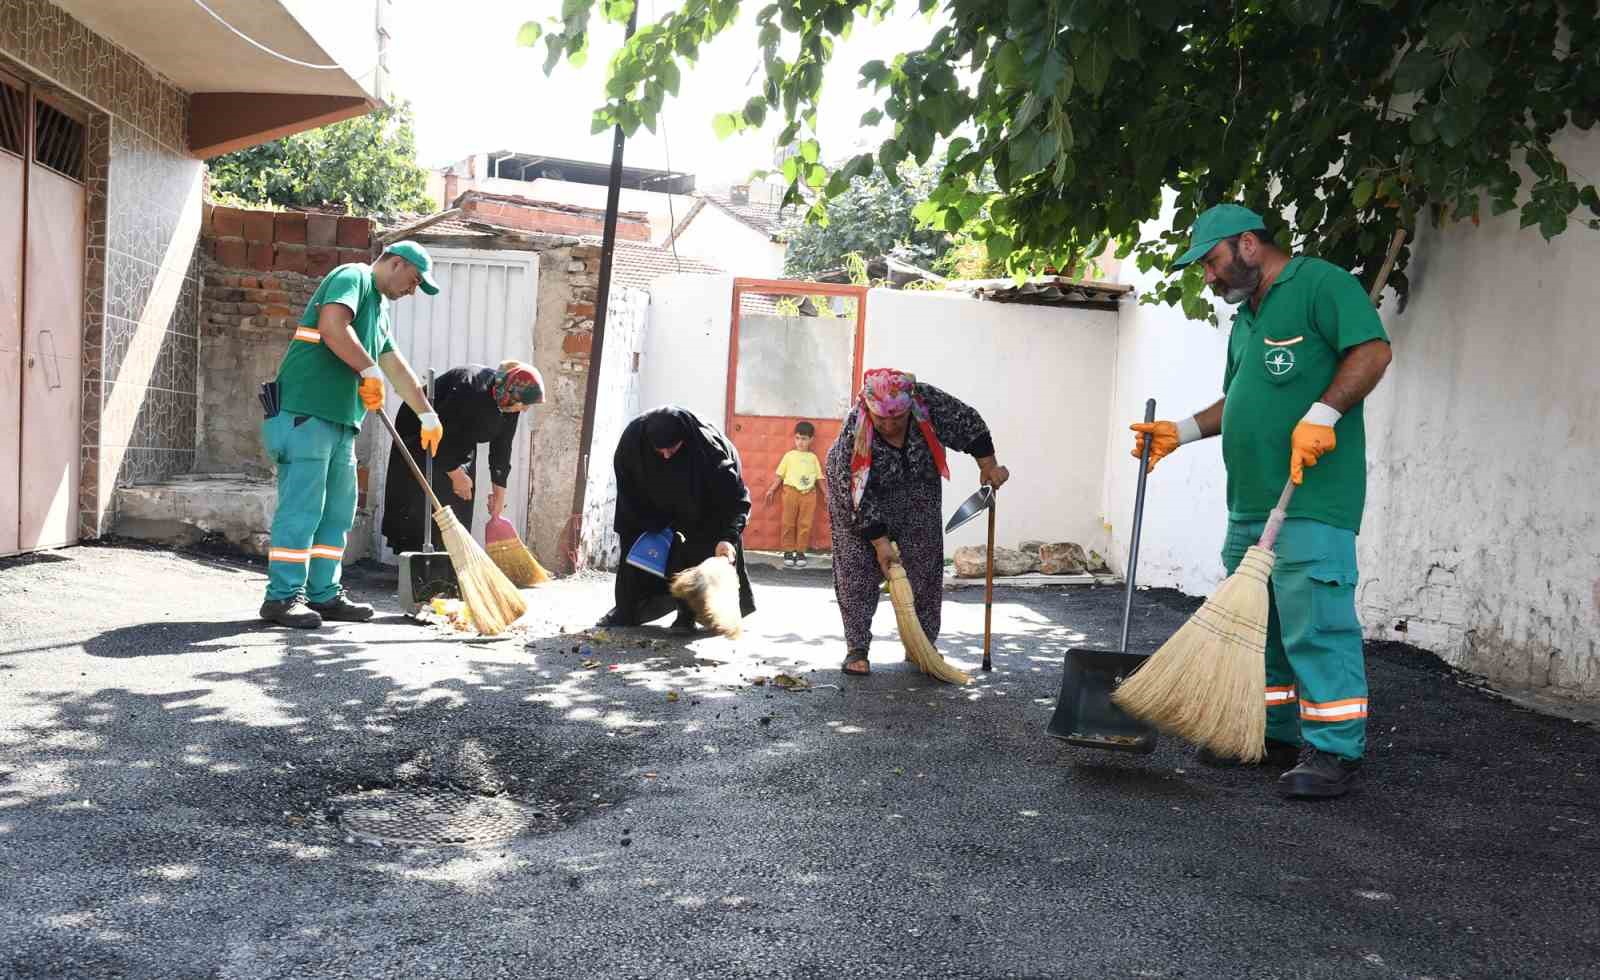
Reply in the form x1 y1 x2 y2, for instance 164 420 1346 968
259 240 445 629
1131 205 1393 799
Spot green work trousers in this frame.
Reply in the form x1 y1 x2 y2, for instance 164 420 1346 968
262 414 358 604
1221 517 1368 760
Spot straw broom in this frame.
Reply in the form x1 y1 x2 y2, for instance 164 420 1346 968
377 410 527 636
670 555 743 638
886 544 972 685
485 515 552 588
1112 227 1408 761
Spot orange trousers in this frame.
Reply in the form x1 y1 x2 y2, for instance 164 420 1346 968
780 486 818 551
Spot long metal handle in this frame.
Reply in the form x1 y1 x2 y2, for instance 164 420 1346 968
1120 398 1156 652
422 370 435 552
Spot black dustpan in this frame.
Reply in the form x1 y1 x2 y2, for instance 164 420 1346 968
1046 398 1160 754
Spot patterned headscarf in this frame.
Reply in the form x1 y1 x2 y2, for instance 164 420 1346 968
850 368 949 509
491 362 545 409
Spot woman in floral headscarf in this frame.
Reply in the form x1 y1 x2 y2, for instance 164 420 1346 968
380 361 545 554
825 369 1009 675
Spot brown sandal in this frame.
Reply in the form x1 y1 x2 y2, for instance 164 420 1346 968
842 649 870 676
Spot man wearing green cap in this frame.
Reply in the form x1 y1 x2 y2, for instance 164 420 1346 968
259 240 445 629
1131 204 1393 799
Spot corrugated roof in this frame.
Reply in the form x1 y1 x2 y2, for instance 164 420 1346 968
949 276 1133 309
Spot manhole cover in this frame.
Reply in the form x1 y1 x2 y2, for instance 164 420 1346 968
332 789 538 847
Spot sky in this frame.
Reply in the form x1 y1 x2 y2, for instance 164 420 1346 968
384 0 939 182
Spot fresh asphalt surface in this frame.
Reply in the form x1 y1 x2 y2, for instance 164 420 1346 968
0 544 1596 979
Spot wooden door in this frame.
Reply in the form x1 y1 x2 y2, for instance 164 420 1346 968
725 279 866 552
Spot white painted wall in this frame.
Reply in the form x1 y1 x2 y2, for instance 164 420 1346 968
1354 127 1600 698
670 205 787 279
861 289 1119 558
1101 205 1233 595
578 286 649 570
638 273 735 425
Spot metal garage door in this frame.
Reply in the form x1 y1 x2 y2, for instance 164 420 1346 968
375 247 539 563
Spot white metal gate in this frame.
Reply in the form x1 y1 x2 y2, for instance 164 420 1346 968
375 247 539 564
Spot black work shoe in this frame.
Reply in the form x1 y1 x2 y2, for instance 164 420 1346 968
1198 738 1301 769
260 598 322 630
307 592 374 623
669 610 698 634
1278 747 1362 799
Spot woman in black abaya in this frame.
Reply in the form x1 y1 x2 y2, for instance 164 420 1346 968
599 406 756 631
381 361 544 553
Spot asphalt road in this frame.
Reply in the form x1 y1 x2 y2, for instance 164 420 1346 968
0 543 1596 979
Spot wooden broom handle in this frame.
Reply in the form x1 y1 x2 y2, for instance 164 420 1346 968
1259 225 1407 553
375 408 448 515
982 495 996 670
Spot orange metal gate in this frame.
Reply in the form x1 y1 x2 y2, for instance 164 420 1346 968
725 278 866 553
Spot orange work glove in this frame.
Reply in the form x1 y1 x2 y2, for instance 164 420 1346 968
1129 416 1200 473
418 411 443 457
1289 403 1341 485
357 366 384 411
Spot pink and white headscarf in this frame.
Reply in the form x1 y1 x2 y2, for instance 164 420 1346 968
849 368 950 509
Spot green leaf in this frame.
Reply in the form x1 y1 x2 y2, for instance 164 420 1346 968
516 21 544 47
806 164 828 189
1409 111 1438 145
1071 34 1113 96
994 41 1026 88
986 234 1015 261
800 139 821 164
861 109 884 126
1393 49 1444 93
1427 4 1471 48
1283 0 1332 26
1453 47 1493 93
1353 178 1375 208
743 97 767 127
782 156 800 183
712 113 739 140
661 60 682 96
1141 0 1178 30
1110 9 1140 62
1581 186 1600 217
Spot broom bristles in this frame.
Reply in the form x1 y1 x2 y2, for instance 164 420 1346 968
1112 545 1272 761
433 507 527 636
670 557 743 638
486 536 551 588
886 562 972 685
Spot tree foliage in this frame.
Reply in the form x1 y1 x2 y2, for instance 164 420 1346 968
525 0 1600 322
782 161 952 275
208 104 433 216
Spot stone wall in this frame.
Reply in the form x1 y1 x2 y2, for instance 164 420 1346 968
196 206 376 487
521 242 601 572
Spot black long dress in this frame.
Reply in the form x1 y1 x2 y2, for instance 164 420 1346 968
607 406 756 626
381 365 521 554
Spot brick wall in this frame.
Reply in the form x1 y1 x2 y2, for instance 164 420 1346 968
458 195 651 242
195 205 376 486
204 205 373 280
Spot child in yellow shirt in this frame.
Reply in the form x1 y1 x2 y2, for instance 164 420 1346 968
764 421 824 568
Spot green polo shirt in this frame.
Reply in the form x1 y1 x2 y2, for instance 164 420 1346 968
276 264 394 429
1220 257 1389 532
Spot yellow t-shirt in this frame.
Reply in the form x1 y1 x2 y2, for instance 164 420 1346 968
776 450 821 493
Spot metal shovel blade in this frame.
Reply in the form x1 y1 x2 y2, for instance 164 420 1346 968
944 485 994 534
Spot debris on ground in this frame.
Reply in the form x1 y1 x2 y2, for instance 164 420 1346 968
772 673 811 691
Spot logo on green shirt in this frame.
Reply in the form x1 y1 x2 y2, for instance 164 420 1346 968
1264 347 1296 376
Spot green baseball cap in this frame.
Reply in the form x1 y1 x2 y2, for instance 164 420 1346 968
1172 204 1268 269
383 240 439 295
